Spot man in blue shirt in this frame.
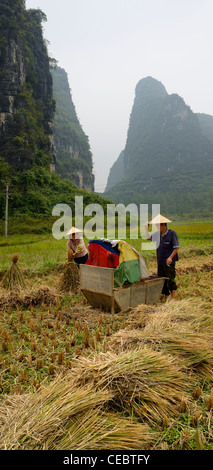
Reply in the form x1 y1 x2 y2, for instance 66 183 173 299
144 214 179 299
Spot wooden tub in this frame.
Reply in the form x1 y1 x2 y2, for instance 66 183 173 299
80 264 166 313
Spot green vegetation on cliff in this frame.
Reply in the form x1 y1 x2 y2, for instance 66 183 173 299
0 0 55 169
0 154 111 222
51 66 94 191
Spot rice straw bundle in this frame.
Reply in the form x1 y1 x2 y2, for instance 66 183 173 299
108 296 213 379
71 348 189 424
48 409 153 450
131 298 213 336
0 377 111 449
0 373 152 450
1 254 25 291
107 329 213 378
59 249 79 292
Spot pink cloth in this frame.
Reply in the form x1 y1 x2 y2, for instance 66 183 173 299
67 237 88 258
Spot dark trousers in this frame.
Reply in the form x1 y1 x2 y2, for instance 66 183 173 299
74 253 88 266
158 263 177 296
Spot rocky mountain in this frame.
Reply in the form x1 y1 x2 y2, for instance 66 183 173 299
0 0 55 170
51 66 94 191
105 150 125 192
197 113 213 145
0 1 108 219
0 1 94 193
104 77 213 216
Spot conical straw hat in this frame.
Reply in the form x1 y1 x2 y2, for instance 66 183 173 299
66 226 83 236
149 214 172 224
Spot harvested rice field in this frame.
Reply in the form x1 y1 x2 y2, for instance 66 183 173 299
0 220 213 452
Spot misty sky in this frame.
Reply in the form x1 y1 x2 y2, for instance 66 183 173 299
25 0 213 192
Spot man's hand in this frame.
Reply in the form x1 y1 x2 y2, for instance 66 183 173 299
166 256 173 266
144 222 151 241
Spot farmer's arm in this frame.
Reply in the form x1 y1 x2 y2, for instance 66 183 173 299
166 247 179 265
66 240 75 263
144 223 152 240
166 231 179 265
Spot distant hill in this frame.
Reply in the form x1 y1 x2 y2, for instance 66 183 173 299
105 150 125 191
197 113 213 145
104 77 213 217
51 66 94 191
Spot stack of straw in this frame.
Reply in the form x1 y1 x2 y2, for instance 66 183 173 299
107 298 213 379
59 249 79 292
1 255 25 291
0 374 152 450
71 348 189 424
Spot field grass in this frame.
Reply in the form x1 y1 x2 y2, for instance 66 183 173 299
0 218 212 271
0 218 213 450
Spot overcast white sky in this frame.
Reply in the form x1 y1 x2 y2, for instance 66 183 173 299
25 0 213 192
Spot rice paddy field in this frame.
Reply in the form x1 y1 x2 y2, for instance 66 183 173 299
0 218 213 452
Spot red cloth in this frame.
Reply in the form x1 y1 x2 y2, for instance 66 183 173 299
86 243 119 268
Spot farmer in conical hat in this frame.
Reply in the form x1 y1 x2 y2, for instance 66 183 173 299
144 214 179 299
66 227 88 266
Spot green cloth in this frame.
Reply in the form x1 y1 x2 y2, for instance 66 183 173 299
114 259 141 286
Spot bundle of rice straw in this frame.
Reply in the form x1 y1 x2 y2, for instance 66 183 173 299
108 297 213 379
1 254 25 291
71 348 190 424
59 249 79 292
0 373 152 450
107 328 213 379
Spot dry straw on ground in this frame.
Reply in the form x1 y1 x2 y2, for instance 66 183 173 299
70 348 190 424
107 298 213 379
107 329 213 379
0 284 59 309
0 373 152 450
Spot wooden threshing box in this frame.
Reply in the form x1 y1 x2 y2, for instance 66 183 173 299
80 264 166 313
